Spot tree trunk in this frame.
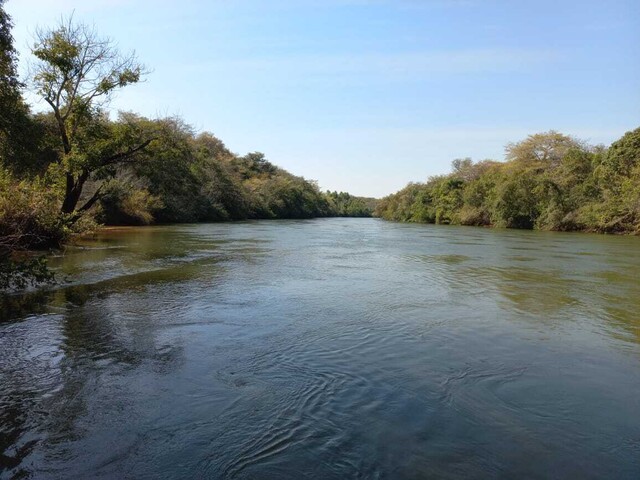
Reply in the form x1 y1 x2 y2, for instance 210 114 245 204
60 170 89 215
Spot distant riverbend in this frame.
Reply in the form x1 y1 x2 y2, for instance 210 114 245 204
1 218 639 479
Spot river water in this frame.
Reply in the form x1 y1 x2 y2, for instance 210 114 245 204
1 218 639 479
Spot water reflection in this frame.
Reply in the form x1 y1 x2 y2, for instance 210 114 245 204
1 219 640 479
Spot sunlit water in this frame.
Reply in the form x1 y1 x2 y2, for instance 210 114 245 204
1 218 640 479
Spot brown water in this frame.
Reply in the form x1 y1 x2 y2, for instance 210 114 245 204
1 218 640 479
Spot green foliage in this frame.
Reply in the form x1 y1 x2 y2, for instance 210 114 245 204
0 167 63 291
505 131 584 168
0 167 68 249
93 118 341 223
325 191 375 217
493 171 540 228
0 0 46 174
29 17 149 217
99 180 162 225
127 117 209 223
252 175 332 219
599 128 640 179
376 130 640 234
0 0 20 130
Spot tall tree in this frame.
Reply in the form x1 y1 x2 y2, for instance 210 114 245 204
0 0 19 114
505 131 584 169
30 17 151 218
0 0 18 99
0 0 31 167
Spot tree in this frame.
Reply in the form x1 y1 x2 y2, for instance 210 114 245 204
602 127 640 179
0 1 57 290
30 17 150 219
505 131 584 169
0 0 20 129
451 158 474 181
587 128 640 232
0 0 35 170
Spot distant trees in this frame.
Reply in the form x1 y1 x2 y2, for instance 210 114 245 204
376 129 640 234
325 191 375 217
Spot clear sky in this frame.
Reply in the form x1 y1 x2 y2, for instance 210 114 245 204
6 0 640 197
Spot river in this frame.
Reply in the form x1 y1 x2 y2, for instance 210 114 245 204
1 218 639 479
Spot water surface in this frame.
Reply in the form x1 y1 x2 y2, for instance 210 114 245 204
1 219 640 479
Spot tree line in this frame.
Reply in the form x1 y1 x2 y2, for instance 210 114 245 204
0 5 374 288
375 129 640 234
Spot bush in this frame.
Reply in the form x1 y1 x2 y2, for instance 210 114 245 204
0 168 68 249
0 169 63 290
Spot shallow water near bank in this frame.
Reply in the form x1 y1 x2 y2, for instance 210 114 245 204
1 218 640 479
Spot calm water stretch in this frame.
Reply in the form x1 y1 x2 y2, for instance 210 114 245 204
1 218 640 479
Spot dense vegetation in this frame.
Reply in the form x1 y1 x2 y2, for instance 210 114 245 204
0 6 373 288
376 129 640 234
325 191 378 217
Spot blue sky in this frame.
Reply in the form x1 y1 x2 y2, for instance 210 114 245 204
6 0 640 197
